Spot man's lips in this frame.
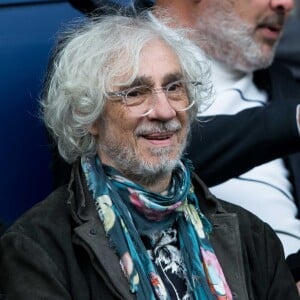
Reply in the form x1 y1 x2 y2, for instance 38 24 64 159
258 23 282 32
257 15 285 41
257 24 282 40
141 131 175 140
139 131 176 146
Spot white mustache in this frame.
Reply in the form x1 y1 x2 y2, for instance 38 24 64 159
135 120 182 136
259 13 285 28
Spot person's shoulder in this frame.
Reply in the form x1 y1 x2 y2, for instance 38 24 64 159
254 61 300 94
270 61 300 94
215 198 286 258
193 173 270 231
2 185 70 239
217 198 253 215
255 61 294 80
269 61 296 77
216 198 272 233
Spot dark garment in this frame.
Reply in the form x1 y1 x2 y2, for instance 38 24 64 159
276 18 300 82
0 163 298 299
287 250 300 282
0 222 5 236
68 0 152 15
0 221 5 300
142 227 190 299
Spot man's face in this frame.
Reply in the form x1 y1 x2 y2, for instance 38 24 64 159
92 39 190 185
192 0 294 71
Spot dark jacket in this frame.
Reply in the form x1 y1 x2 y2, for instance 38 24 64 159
0 163 298 299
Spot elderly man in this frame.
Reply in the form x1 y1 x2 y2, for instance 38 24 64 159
0 14 298 299
66 0 300 289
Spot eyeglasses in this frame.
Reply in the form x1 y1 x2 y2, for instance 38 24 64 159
107 80 201 117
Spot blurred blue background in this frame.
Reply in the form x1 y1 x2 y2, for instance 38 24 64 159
0 0 82 226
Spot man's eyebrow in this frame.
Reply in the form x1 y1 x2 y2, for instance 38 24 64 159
126 76 153 89
126 72 184 89
162 72 184 85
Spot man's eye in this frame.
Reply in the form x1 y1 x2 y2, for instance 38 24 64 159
127 87 149 97
168 82 183 92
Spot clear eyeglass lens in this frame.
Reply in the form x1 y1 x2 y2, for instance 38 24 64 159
166 81 187 101
123 80 196 116
125 86 151 106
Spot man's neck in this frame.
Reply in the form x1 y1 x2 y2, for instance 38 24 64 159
128 172 172 194
145 176 172 194
154 0 197 28
206 58 255 93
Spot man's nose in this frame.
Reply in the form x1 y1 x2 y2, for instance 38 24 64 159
147 91 177 121
270 0 294 14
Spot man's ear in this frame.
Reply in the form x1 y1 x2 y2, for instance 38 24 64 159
88 122 99 136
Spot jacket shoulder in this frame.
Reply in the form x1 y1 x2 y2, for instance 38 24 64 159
3 186 71 237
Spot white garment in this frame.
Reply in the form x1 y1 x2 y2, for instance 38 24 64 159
200 60 300 257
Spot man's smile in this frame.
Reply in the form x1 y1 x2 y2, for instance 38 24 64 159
139 131 177 146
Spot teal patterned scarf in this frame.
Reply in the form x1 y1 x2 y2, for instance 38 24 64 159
81 156 232 300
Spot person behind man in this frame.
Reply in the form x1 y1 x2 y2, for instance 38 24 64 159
0 13 298 299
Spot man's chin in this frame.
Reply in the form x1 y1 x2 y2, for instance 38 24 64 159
130 153 181 178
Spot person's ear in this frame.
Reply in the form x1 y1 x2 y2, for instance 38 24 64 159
88 122 99 136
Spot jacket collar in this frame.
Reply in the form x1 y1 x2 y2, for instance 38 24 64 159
67 161 98 224
192 172 228 215
67 161 134 299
